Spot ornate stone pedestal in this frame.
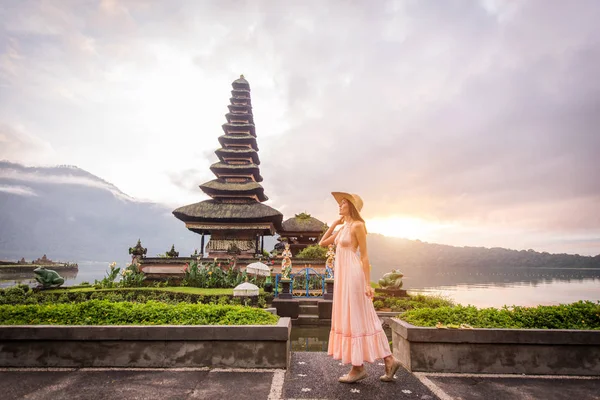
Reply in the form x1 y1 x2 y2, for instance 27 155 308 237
279 278 293 299
324 278 334 300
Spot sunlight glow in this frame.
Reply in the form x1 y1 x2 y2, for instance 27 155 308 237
365 216 454 241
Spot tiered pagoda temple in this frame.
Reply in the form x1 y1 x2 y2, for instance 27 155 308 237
173 75 283 258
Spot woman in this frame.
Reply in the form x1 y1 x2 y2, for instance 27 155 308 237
319 192 401 383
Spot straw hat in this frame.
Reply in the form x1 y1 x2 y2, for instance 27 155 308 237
331 192 364 220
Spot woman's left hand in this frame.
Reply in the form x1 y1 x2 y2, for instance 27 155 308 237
365 285 374 298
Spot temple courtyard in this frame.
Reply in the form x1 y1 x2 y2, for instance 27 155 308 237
1 352 599 400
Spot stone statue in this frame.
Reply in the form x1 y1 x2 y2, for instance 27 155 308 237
280 243 293 279
378 269 404 289
325 244 335 279
33 267 65 288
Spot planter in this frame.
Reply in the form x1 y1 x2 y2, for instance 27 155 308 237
391 318 600 376
0 318 291 369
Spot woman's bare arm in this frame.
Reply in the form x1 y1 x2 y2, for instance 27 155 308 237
319 219 342 247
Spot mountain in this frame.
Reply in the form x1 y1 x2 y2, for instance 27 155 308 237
0 161 200 262
367 234 600 287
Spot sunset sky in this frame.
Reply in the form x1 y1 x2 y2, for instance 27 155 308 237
1 1 599 255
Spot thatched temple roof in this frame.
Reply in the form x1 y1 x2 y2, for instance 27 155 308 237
209 162 263 182
280 214 327 234
173 199 282 228
199 179 267 202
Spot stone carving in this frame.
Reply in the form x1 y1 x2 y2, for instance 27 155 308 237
165 244 179 258
325 244 335 279
128 239 147 260
378 269 404 289
280 243 293 279
33 267 64 288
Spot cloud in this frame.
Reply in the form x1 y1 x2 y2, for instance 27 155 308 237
0 166 134 201
1 0 599 254
0 184 37 197
0 123 55 163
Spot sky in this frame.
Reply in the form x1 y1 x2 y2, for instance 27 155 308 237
1 0 599 256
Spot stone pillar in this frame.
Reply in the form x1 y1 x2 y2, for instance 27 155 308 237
324 278 334 300
279 279 293 299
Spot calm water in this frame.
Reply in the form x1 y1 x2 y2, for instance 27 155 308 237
411 279 600 308
2 263 599 307
0 261 122 288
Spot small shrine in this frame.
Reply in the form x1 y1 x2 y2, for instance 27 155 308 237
278 213 327 256
165 245 179 258
128 239 147 262
173 76 283 258
33 254 53 265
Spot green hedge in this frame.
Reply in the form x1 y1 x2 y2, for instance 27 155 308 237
373 294 454 312
0 300 279 325
0 285 273 308
402 301 600 330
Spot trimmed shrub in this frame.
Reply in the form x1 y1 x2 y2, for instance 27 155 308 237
402 301 600 330
0 300 279 326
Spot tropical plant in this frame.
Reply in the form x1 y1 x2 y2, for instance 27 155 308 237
296 244 327 259
119 262 146 288
94 262 120 288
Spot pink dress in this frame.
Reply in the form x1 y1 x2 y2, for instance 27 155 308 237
327 222 392 366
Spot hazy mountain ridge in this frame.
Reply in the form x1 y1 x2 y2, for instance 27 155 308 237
0 161 200 261
367 234 600 282
1 162 598 273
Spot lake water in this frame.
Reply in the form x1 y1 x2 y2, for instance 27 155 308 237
2 262 599 308
0 261 121 289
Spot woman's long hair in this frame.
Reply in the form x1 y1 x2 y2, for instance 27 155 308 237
347 202 367 233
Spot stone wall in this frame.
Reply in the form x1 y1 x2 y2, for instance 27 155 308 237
391 318 600 375
0 318 291 369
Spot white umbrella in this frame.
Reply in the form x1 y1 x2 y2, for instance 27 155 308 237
245 262 271 276
233 281 260 296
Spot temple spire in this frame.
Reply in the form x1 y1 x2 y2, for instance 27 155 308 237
200 75 268 203
173 75 283 258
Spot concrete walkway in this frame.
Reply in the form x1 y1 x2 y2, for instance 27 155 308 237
1 353 600 399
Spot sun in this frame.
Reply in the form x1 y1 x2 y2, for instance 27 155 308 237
365 216 451 241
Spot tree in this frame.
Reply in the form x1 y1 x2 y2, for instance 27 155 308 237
296 244 327 259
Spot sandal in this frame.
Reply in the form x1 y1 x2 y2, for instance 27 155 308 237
380 357 401 382
339 370 368 383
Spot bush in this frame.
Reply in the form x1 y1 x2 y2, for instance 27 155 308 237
372 293 454 312
0 300 279 326
402 301 600 330
181 260 247 288
0 287 274 309
296 245 327 259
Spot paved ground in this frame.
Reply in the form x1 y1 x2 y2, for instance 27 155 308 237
0 368 277 400
419 372 600 400
284 352 437 399
1 353 600 399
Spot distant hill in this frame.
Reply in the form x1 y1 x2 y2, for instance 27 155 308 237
367 234 600 286
0 161 200 262
1 161 598 276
